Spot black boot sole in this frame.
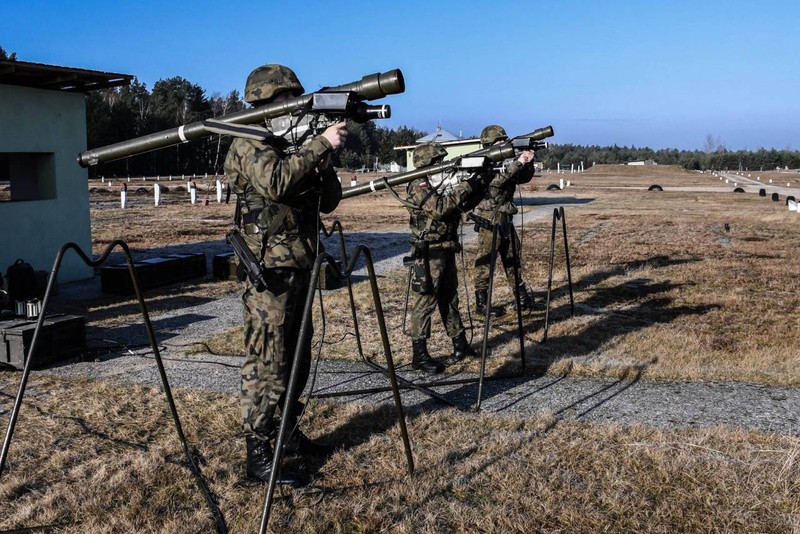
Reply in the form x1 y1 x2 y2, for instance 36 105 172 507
411 362 445 374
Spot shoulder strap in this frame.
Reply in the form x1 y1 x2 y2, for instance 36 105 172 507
264 204 291 239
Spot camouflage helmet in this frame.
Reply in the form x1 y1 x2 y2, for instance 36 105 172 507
480 125 508 147
244 64 304 104
413 142 448 168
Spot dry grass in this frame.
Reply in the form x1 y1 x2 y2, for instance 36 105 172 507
0 376 797 532
4 165 794 531
199 166 800 385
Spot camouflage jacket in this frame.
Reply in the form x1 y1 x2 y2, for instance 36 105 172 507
224 136 341 269
472 159 535 223
406 174 481 250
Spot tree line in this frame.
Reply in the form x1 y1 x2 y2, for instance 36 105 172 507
82 79 800 176
3 46 798 175
541 144 800 172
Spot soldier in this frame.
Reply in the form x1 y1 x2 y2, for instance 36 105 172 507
405 142 487 373
471 125 536 318
225 64 346 485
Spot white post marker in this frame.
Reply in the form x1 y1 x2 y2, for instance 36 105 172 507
154 183 161 206
557 162 561 173
120 183 127 209
559 178 564 190
190 182 197 204
571 163 575 173
566 180 571 187
769 179 773 183
350 175 357 187
216 180 223 203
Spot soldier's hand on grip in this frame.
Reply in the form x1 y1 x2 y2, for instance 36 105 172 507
517 150 535 164
321 122 348 150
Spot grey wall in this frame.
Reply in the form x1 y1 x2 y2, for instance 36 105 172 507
0 83 92 282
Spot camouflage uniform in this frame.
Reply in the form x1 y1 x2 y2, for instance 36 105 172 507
225 134 341 438
472 158 535 293
406 173 481 339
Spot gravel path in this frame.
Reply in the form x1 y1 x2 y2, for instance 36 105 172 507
4 199 799 437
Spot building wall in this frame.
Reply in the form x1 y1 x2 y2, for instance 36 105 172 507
404 139 482 170
0 84 92 282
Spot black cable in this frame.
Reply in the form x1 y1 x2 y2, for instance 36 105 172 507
82 337 243 368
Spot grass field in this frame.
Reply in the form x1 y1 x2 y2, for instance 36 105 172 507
2 165 799 532
1 377 798 532
201 165 800 386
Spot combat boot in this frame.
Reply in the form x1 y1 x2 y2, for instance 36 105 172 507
245 435 303 486
411 338 445 374
513 284 537 311
447 332 478 364
475 289 505 318
284 429 336 457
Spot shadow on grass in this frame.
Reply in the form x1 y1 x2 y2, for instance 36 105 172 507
518 195 595 206
378 254 717 412
91 312 219 347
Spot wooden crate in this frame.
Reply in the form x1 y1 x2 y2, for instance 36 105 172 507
0 315 86 369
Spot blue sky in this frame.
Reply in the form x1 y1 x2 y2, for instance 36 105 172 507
3 1 799 150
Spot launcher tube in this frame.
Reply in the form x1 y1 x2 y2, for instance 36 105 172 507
78 69 405 167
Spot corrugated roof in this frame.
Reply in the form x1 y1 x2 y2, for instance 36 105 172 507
0 59 133 92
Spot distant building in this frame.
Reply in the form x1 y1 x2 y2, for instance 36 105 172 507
0 59 132 282
627 160 657 166
396 124 481 170
415 125 460 143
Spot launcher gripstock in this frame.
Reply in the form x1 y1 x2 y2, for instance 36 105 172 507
511 137 549 151
513 125 554 151
77 69 405 167
201 91 391 149
340 144 516 200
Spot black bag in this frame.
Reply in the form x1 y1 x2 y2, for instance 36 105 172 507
6 259 38 303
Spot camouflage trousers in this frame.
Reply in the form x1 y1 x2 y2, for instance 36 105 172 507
474 222 525 292
406 248 465 340
240 268 312 437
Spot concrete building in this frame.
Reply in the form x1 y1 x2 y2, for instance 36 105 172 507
396 125 481 170
0 60 132 282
